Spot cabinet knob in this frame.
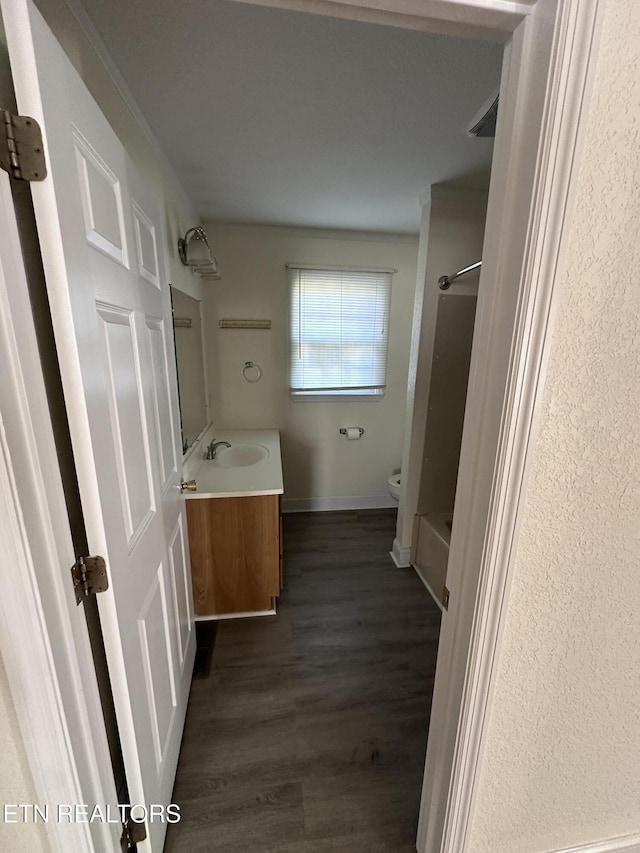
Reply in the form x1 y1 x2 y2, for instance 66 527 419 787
180 479 197 493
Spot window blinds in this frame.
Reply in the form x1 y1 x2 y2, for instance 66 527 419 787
289 266 392 397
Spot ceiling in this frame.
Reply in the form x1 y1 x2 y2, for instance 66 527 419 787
79 0 503 234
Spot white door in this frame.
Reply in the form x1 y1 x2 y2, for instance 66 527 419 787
2 2 196 850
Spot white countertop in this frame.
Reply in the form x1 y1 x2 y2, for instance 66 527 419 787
183 428 283 499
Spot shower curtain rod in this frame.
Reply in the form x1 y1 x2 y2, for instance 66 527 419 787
438 260 482 290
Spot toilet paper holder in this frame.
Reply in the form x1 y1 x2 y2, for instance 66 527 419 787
339 427 365 438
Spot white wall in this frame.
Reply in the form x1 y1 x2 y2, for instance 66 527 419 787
203 223 419 510
396 186 487 560
468 1 640 850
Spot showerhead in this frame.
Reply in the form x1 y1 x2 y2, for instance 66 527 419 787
467 89 499 138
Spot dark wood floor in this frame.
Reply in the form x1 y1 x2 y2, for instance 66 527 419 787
165 509 441 853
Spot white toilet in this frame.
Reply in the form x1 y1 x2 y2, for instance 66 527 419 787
387 473 401 502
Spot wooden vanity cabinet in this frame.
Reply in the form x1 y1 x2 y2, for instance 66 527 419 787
186 494 281 616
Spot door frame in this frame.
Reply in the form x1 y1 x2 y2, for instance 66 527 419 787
0 167 119 852
0 1 604 852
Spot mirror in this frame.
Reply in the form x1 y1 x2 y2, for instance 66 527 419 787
171 287 208 454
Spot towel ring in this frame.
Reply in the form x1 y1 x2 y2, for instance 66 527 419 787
241 361 262 383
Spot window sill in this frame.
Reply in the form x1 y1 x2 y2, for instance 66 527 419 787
290 393 385 403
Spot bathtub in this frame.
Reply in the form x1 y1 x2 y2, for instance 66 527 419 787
412 512 452 610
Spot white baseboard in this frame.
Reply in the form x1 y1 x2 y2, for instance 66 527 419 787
551 834 640 853
412 562 445 612
195 607 276 621
282 495 397 513
390 537 412 568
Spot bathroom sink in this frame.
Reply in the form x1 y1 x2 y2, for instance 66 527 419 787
212 443 269 468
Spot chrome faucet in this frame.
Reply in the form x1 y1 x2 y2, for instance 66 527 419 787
206 439 231 460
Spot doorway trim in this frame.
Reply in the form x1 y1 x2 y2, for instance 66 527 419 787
421 2 605 850
0 1 605 852
0 168 119 852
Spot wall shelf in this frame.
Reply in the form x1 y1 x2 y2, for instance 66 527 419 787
219 318 271 330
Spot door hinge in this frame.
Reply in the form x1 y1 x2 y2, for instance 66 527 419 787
120 817 147 852
442 585 450 611
0 109 47 181
71 555 109 605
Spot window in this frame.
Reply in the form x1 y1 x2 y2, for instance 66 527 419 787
288 265 393 398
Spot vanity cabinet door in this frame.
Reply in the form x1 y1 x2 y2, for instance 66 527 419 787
187 494 280 616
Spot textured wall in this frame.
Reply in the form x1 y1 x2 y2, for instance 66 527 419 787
203 224 418 507
0 656 48 853
469 1 640 850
